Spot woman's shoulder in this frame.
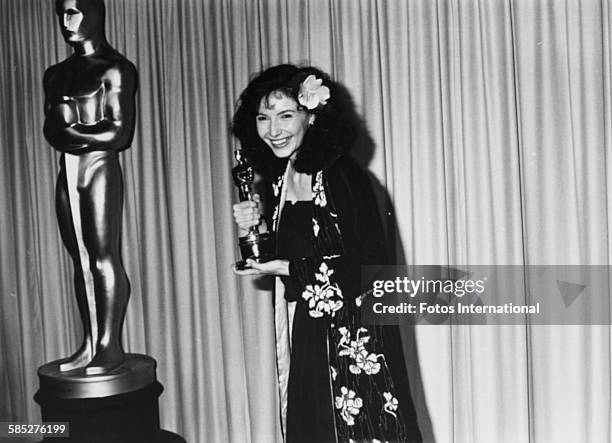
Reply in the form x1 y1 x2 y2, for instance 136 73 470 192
325 155 371 188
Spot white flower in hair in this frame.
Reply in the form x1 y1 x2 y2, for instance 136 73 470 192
298 75 331 110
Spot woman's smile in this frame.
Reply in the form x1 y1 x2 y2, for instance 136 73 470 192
268 136 292 149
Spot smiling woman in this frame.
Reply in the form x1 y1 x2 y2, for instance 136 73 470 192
231 65 422 442
232 65 354 180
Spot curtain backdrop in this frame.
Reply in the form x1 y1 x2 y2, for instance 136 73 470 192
1 1 610 442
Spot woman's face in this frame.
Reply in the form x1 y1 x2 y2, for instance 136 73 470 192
256 92 312 160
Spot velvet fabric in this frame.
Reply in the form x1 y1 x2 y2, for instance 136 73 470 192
273 156 421 442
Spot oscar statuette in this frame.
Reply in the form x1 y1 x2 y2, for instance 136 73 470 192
232 150 275 269
36 1 185 440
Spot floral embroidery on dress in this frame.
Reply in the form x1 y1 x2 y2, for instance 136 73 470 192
272 176 283 197
338 327 383 375
353 349 382 375
330 365 338 381
314 170 327 207
383 392 399 418
312 218 320 237
335 386 363 426
301 262 344 318
323 254 340 260
271 177 284 227
355 294 363 307
272 205 279 226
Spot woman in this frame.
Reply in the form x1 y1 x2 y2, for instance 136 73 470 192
232 64 422 442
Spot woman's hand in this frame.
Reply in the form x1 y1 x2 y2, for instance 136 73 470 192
231 258 289 276
232 193 267 234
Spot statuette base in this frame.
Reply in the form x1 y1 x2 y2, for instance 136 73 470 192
236 231 275 270
35 354 185 442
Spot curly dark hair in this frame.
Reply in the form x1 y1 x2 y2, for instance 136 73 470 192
231 64 357 178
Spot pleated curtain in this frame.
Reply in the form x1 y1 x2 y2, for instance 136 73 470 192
1 1 610 442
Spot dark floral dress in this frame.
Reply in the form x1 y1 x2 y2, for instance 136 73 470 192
271 156 422 443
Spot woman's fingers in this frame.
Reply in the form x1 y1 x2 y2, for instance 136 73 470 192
230 261 263 275
231 259 289 277
232 199 261 230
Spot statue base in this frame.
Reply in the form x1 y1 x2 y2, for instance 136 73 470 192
35 354 185 443
236 230 275 270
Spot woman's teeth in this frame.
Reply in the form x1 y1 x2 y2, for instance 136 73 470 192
270 137 290 148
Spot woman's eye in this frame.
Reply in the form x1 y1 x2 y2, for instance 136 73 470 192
280 113 293 119
256 116 268 122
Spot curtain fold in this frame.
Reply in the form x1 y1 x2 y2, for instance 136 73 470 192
1 1 610 442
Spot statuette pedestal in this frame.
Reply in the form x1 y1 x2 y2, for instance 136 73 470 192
35 354 185 443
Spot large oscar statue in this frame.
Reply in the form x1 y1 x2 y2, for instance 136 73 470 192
43 0 136 378
232 149 274 269
36 2 184 442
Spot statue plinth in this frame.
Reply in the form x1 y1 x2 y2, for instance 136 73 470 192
35 355 185 443
38 353 156 399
